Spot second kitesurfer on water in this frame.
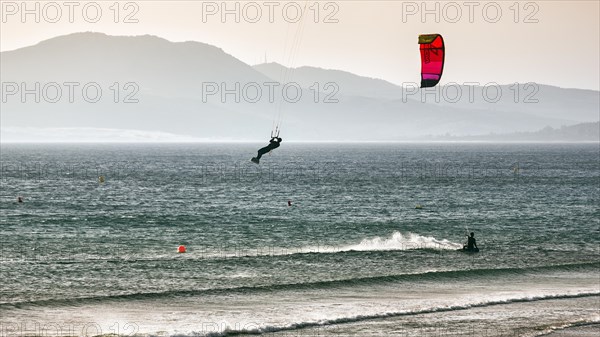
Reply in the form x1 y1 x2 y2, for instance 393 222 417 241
464 232 478 251
251 137 282 164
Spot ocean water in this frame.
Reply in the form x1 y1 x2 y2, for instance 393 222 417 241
0 143 598 337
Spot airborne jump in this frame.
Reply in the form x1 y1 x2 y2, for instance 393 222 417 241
251 137 282 164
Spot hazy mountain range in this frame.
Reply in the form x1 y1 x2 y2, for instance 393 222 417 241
425 122 599 142
1 32 598 142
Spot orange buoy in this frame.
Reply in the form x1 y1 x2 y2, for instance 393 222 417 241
177 245 186 253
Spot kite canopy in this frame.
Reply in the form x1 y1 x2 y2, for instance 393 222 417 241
419 34 445 88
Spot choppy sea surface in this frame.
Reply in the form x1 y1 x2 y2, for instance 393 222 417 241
0 143 598 337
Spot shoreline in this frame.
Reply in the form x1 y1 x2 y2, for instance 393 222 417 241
543 324 600 337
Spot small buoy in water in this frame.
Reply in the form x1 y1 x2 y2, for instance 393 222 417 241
177 245 186 253
98 176 105 183
415 204 423 209
288 200 292 207
17 196 23 203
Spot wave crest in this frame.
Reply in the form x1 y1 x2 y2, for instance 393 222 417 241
339 231 462 252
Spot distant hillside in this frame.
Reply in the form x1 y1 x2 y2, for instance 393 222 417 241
253 63 403 100
429 122 600 141
1 32 599 141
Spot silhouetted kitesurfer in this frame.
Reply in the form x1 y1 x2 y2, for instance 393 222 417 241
464 232 478 251
251 137 282 164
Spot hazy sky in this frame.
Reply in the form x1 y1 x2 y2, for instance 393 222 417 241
1 0 599 89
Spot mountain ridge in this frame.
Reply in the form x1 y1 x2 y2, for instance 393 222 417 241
1 32 598 141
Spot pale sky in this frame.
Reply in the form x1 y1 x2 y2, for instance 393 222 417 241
1 0 599 89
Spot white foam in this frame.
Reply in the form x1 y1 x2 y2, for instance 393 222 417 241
174 231 463 259
339 231 463 251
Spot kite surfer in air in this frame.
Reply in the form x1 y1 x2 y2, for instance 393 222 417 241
251 137 282 164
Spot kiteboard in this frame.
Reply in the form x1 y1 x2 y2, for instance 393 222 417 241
458 247 479 253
